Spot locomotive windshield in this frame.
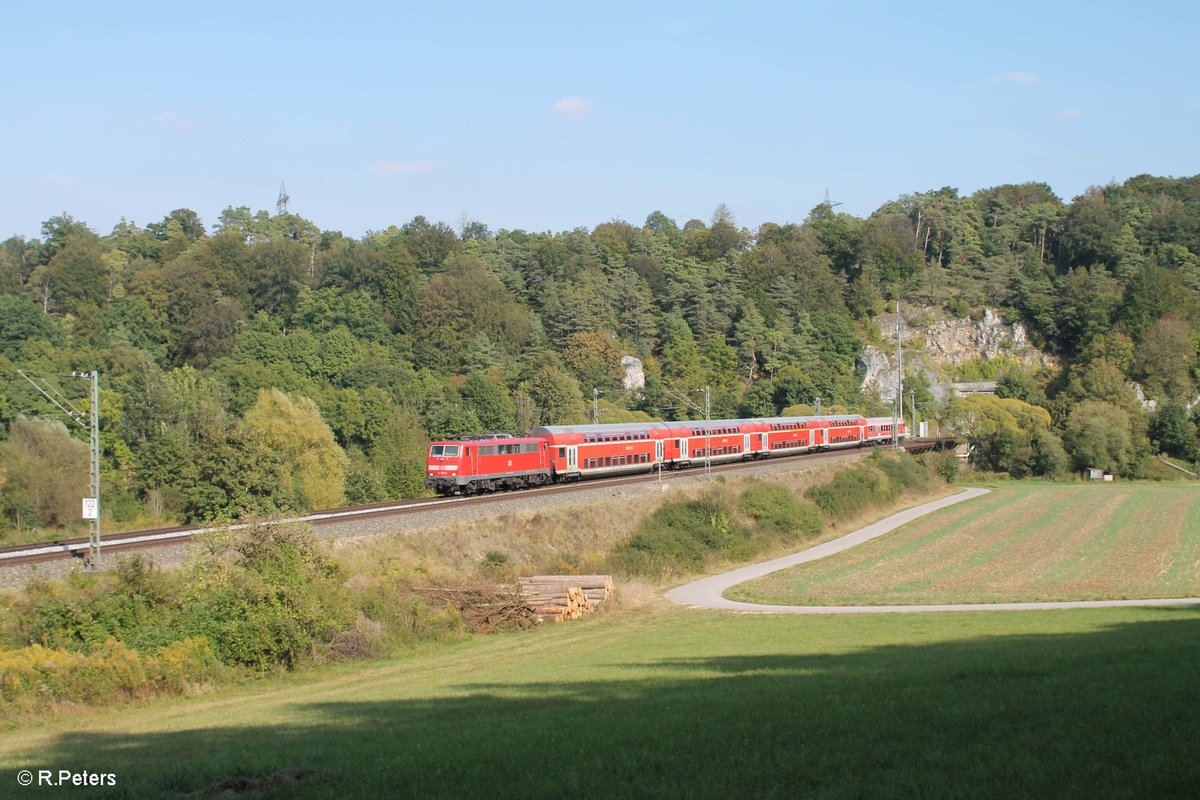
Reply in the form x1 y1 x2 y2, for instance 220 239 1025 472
430 445 460 457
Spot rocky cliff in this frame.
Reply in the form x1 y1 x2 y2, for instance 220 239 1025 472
860 306 1056 404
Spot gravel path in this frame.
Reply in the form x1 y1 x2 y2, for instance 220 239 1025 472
666 487 1200 614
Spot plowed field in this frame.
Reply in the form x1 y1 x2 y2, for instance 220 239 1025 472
728 483 1200 605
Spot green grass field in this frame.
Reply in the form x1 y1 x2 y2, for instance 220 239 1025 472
2 602 1200 799
728 483 1200 606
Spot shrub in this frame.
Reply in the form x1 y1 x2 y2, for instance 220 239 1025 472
875 456 933 495
180 524 356 671
613 494 750 575
805 467 888 518
922 451 959 483
0 636 223 715
739 481 823 542
348 580 465 651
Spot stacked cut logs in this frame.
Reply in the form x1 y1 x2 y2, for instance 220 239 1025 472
518 575 614 623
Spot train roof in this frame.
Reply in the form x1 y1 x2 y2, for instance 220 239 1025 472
432 434 545 443
529 422 676 436
530 414 867 437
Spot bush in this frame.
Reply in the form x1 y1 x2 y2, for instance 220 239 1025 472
180 525 355 671
348 580 465 651
875 456 933 495
613 494 750 575
739 481 823 542
0 636 224 715
9 527 357 674
805 467 888 518
922 451 959 483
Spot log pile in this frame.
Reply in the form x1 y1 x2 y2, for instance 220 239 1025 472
518 575 614 623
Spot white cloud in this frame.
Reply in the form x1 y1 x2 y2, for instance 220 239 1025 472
551 95 592 122
154 111 199 132
368 160 437 175
994 71 1039 84
34 174 78 188
1054 107 1084 121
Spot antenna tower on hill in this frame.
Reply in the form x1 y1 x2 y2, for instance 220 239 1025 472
823 188 843 211
277 181 290 215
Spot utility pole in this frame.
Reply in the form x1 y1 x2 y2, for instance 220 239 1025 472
84 371 100 567
911 388 917 438
18 369 101 568
815 396 821 414
703 386 712 481
893 301 903 449
593 388 600 426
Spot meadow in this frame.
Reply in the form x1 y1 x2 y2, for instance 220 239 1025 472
728 483 1200 606
2 601 1199 799
3 480 1198 799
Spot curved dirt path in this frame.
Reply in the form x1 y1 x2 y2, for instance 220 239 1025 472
666 487 1200 614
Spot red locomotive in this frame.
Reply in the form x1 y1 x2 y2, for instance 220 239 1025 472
426 415 907 496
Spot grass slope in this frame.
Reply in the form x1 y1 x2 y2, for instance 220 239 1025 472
2 604 1200 799
729 483 1200 606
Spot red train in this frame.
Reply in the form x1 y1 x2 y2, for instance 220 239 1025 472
425 415 907 496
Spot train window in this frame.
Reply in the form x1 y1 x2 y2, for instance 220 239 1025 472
478 445 497 456
558 447 566 458
605 457 612 467
430 445 460 457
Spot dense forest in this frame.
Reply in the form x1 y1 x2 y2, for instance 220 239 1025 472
2 175 1199 536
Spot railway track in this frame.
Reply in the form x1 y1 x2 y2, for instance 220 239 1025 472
1 438 955 570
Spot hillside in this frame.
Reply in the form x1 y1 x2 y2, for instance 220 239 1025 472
2 175 1199 540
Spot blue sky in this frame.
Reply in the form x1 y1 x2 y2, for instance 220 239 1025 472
2 1 1196 240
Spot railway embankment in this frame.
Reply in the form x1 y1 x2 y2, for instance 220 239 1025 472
0 449 951 719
